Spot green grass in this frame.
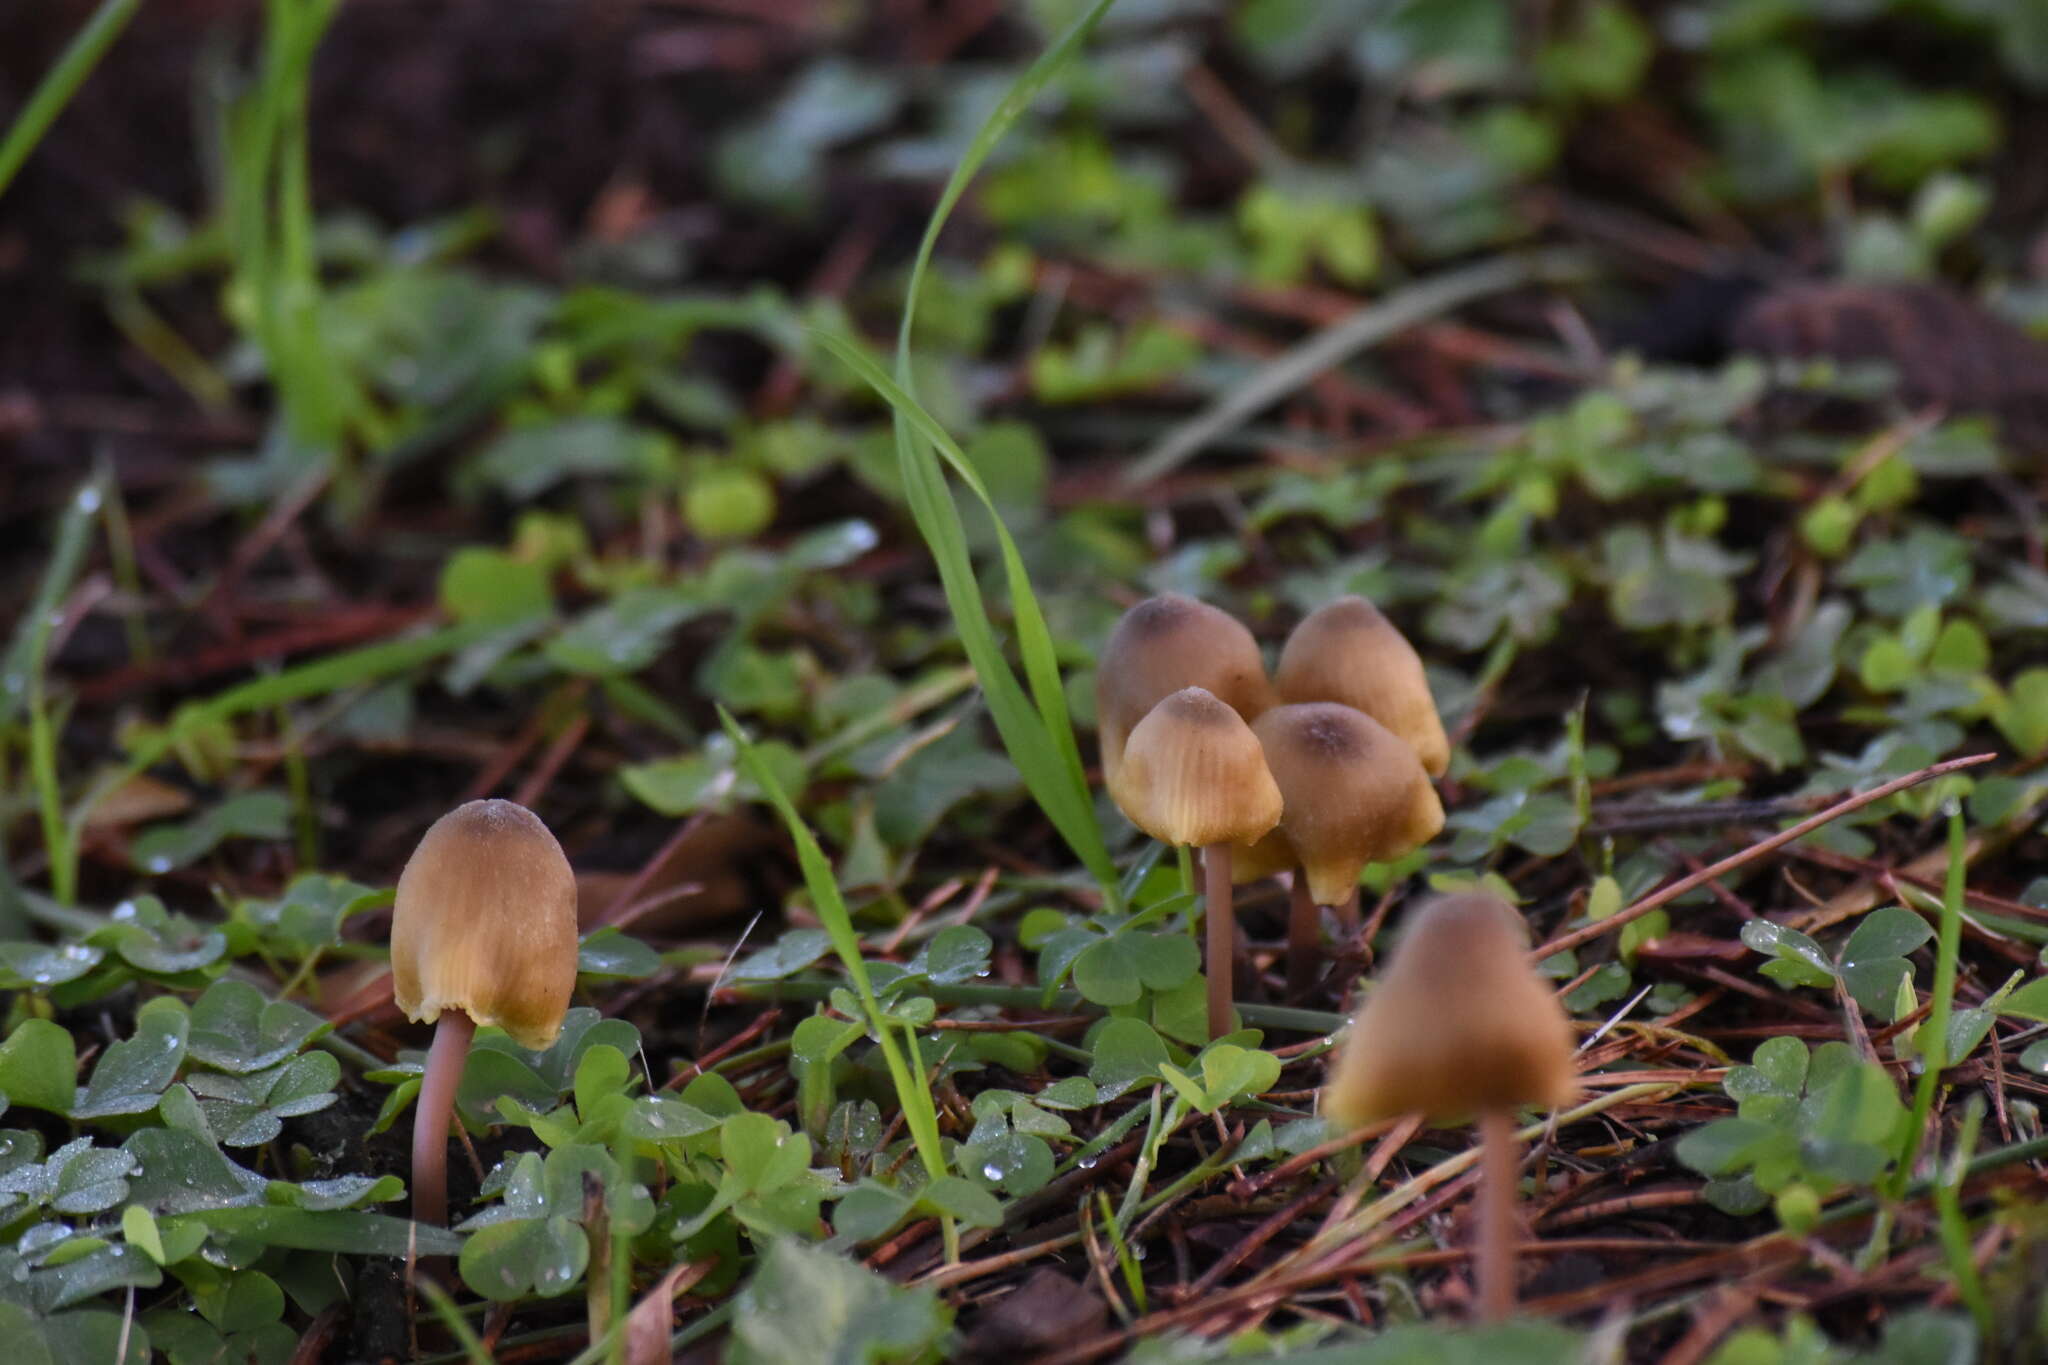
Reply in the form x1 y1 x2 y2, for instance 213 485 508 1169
0 0 141 201
849 0 1125 906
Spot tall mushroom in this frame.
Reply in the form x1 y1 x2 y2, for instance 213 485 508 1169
1096 594 1275 790
392 798 580 1229
1249 703 1443 995
1109 687 1282 1039
1275 596 1449 779
1324 891 1576 1323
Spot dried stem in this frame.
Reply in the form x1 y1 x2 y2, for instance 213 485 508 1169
1532 751 1994 962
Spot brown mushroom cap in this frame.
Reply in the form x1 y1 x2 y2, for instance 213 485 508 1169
391 799 580 1051
1108 687 1283 849
1096 595 1275 787
1274 597 1449 778
1246 703 1443 906
1323 892 1576 1127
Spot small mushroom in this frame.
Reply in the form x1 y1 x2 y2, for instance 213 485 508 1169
1109 687 1282 1038
1274 596 1449 778
1324 892 1576 1322
1096 594 1274 789
1249 703 1443 995
392 798 580 1230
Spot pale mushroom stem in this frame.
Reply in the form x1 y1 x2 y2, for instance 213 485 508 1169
412 1011 477 1231
1203 843 1235 1039
1476 1107 1518 1323
1286 877 1320 998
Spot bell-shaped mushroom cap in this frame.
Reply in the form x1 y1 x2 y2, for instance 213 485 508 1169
1275 597 1449 778
1096 595 1274 786
1249 703 1443 906
1323 892 1576 1127
1108 687 1283 849
391 799 580 1051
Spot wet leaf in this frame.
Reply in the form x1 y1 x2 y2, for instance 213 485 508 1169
186 979 329 1073
728 1239 952 1365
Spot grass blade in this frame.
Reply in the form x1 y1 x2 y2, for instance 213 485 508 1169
8 478 109 904
0 0 143 202
834 0 1124 904
1 479 105 729
1897 802 1969 1191
1124 248 1593 486
719 708 956 1250
816 331 1115 894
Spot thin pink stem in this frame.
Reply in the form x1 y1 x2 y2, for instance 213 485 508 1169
1203 844 1234 1040
412 1011 476 1230
1476 1108 1518 1323
1286 877 1319 999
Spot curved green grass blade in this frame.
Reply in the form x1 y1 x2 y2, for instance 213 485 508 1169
816 331 1114 893
718 709 950 1189
0 0 143 202
863 0 1123 901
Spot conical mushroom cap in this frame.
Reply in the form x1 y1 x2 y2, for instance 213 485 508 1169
1249 703 1443 906
1096 595 1274 787
1323 892 1576 1127
391 799 580 1051
1275 597 1449 778
1108 687 1283 849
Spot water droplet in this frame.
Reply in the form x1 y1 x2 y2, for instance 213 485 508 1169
146 857 172 873
29 972 53 985
75 486 101 513
645 1113 664 1129
1077 1154 1099 1170
982 1163 1004 1182
113 901 138 921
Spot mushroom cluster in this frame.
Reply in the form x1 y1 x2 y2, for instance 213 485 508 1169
1097 594 1447 1038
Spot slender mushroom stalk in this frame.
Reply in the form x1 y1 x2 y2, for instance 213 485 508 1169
1323 892 1576 1322
1247 703 1443 998
1095 594 1275 790
1275 595 1449 778
1108 687 1282 1039
392 798 580 1230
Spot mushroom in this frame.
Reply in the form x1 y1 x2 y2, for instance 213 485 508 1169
1248 703 1443 995
392 798 580 1229
1274 596 1449 779
1323 891 1576 1323
1109 687 1282 1038
1096 594 1275 789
